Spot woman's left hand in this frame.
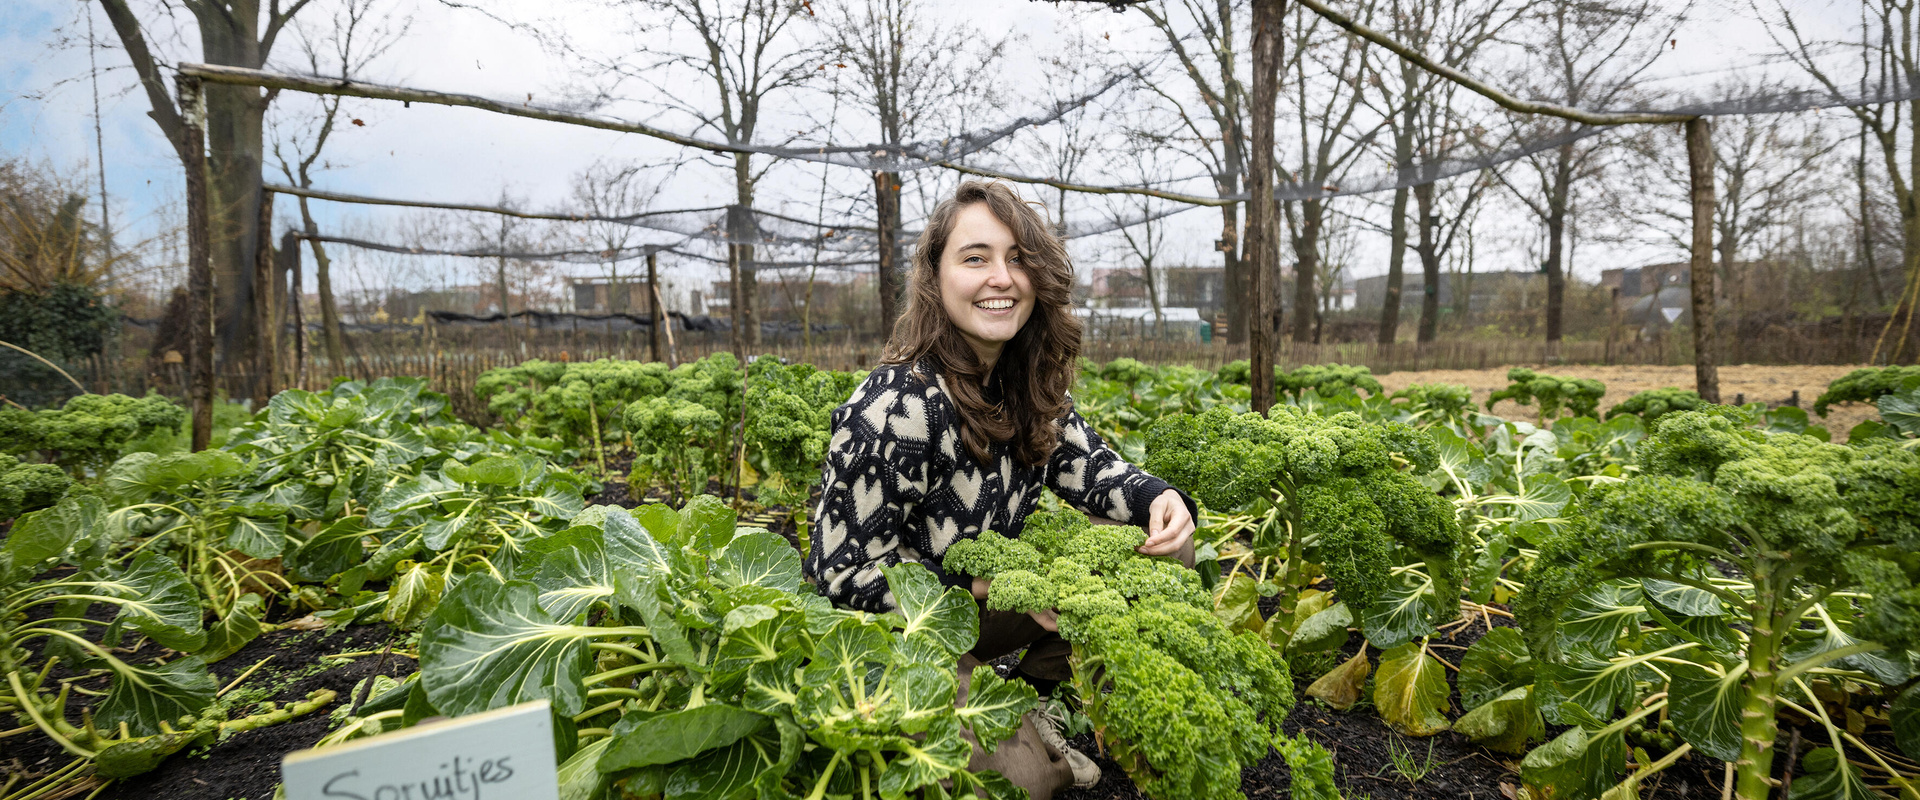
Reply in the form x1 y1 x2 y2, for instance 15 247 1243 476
1138 489 1195 560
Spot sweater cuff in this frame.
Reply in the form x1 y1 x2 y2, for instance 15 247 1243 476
1124 476 1196 528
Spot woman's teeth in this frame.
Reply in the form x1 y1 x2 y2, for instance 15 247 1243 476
975 299 1015 310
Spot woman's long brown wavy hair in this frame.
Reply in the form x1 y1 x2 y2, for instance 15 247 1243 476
884 181 1082 467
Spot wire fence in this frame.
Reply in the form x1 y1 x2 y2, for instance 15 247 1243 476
58 309 1903 426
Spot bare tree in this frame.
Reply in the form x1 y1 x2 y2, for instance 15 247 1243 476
1020 31 1120 238
1283 0 1383 343
824 0 1002 342
96 0 319 368
1493 0 1674 347
1764 0 1920 360
591 0 818 356
571 162 667 317
1133 0 1254 342
270 0 406 377
1366 0 1525 343
1103 149 1182 335
1606 94 1837 319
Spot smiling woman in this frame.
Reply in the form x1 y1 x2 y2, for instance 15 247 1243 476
805 180 1199 797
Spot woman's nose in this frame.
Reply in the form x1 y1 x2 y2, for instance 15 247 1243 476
985 259 1014 288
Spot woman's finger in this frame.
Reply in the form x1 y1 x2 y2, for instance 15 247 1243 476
1140 491 1180 548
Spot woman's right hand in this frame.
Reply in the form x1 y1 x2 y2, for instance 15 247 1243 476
971 576 992 600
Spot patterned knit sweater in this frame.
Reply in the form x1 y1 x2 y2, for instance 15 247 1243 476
806 357 1193 612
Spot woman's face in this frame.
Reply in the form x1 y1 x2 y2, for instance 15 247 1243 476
938 202 1034 370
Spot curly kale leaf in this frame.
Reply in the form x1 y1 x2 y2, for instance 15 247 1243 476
958 509 1294 800
1075 597 1295 800
1606 387 1705 425
744 360 862 505
1814 365 1920 417
1516 411 1920 661
1392 382 1474 424
1486 367 1606 421
941 531 1043 580
0 454 71 520
1146 405 1463 621
1281 363 1383 399
4 393 187 475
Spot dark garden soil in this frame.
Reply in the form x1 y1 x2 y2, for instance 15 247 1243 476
3 609 417 800
105 623 419 800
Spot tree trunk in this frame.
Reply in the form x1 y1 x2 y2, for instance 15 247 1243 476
1686 118 1720 403
295 196 348 375
97 0 295 389
648 251 665 363
875 171 901 343
1221 195 1246 344
1379 185 1410 344
1144 257 1165 336
272 227 295 388
1414 182 1440 342
206 85 264 368
1543 150 1571 345
1292 199 1321 343
728 239 746 362
496 217 514 351
1380 115 1415 345
193 3 269 374
180 76 214 453
1248 0 1284 413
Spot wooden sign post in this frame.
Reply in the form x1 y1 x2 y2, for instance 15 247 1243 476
281 701 559 800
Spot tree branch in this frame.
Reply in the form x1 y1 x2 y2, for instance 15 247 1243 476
1294 0 1694 125
96 0 187 159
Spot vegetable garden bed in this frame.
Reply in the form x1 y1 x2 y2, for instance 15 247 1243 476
4 358 1917 800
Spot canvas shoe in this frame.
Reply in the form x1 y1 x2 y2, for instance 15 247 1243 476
1029 701 1100 789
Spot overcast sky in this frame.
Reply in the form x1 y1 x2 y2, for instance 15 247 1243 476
0 0 1865 308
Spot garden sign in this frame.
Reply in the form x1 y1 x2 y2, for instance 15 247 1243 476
280 700 559 800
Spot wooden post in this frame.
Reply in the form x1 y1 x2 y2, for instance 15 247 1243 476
252 189 277 407
1247 0 1283 414
874 171 900 344
1606 286 1620 365
1685 118 1719 403
654 281 679 368
284 230 305 389
180 75 215 452
647 251 665 363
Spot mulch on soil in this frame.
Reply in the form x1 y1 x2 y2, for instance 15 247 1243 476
109 624 420 800
3 616 417 800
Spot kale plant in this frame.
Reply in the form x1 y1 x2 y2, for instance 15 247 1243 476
1514 410 1920 800
743 358 862 508
0 393 186 477
1813 365 1920 417
1603 387 1703 426
0 453 69 520
1144 405 1463 646
944 510 1293 800
1486 368 1605 425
